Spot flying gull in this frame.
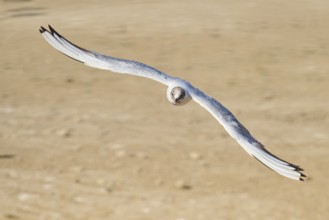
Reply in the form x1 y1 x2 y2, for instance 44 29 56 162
39 25 305 181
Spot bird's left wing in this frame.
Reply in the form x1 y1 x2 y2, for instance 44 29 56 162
189 87 305 181
39 25 174 85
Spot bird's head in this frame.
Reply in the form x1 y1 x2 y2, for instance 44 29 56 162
166 86 192 106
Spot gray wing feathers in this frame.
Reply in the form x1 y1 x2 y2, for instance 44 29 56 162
39 25 172 85
190 87 305 181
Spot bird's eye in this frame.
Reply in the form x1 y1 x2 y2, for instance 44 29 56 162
170 91 175 99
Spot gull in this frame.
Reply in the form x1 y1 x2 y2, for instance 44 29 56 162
39 25 305 181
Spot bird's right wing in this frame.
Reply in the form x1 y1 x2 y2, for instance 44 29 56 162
190 87 305 181
39 25 174 85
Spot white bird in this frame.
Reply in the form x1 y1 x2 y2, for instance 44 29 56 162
39 25 305 181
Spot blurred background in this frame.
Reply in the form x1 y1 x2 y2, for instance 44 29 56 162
0 0 328 219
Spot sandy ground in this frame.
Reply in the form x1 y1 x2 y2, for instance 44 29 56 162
1 0 329 219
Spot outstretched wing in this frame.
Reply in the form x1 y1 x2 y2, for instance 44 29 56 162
190 87 305 181
39 25 174 85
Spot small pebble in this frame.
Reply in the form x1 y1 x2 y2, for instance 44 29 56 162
56 129 72 138
175 180 191 190
65 78 74 83
115 150 127 158
189 152 201 160
142 207 150 214
97 178 106 186
4 213 19 219
104 187 113 193
18 193 32 202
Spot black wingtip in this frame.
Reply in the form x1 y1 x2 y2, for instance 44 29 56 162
39 26 47 33
288 164 303 172
252 155 307 181
48 24 54 33
299 173 307 181
295 166 304 172
47 25 64 40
